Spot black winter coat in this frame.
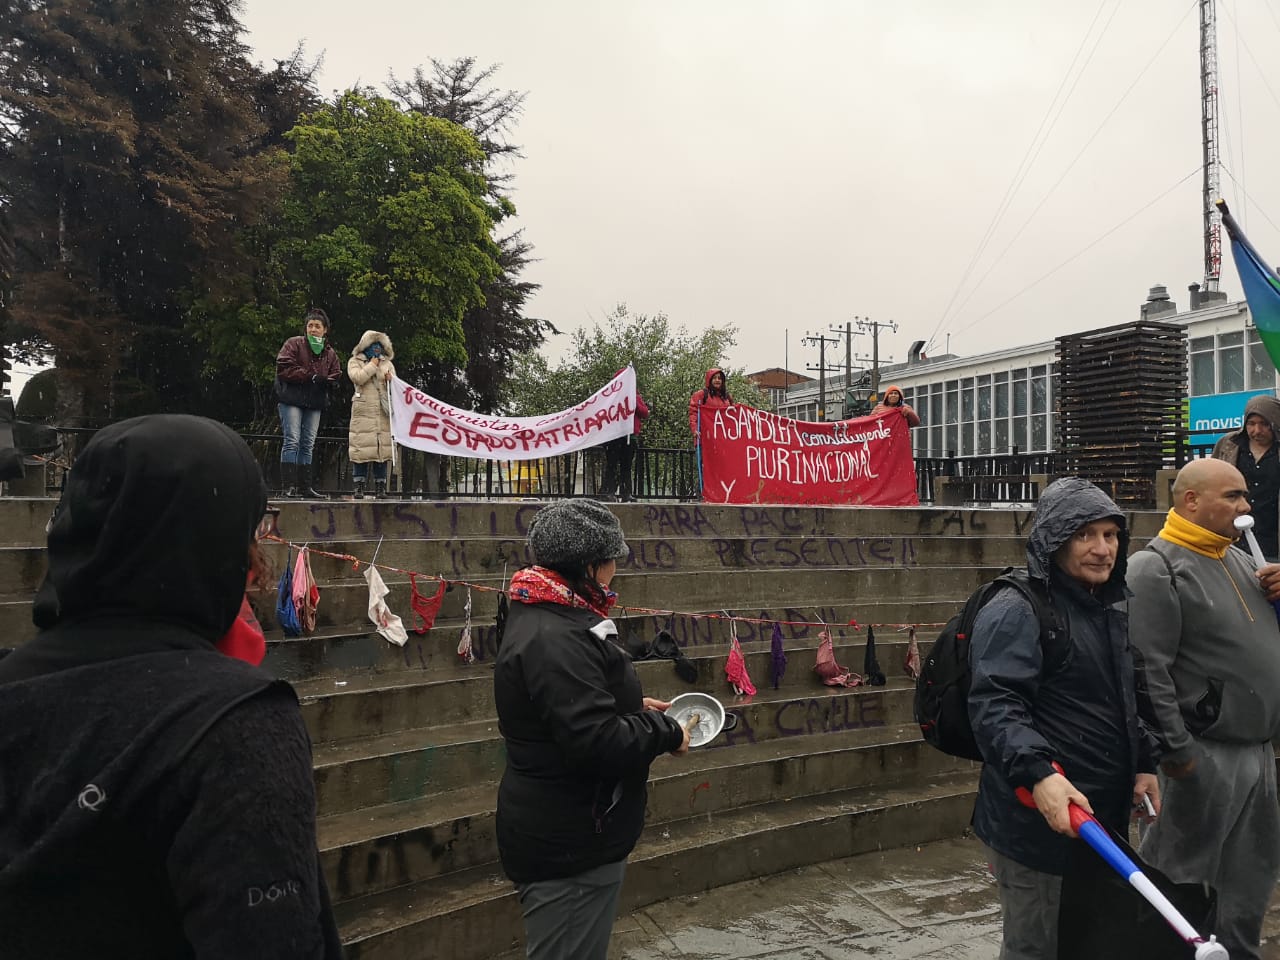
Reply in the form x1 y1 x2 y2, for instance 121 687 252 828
967 478 1158 875
494 601 684 884
275 335 341 410
0 415 341 959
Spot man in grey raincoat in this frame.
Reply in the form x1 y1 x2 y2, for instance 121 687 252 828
1128 457 1280 959
969 477 1160 960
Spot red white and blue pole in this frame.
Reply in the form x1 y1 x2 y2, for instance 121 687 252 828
1014 767 1228 959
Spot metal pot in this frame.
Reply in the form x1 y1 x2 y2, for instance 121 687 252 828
664 692 734 748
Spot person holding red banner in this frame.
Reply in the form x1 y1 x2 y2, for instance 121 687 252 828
870 385 921 427
688 368 733 437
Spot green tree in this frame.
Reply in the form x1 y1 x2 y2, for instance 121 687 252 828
388 58 550 410
507 305 768 449
200 89 503 400
0 0 295 423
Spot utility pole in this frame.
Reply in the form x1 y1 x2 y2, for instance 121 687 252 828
855 317 899 396
828 320 866 401
802 330 842 421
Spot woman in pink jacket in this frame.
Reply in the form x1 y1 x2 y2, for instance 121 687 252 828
688 368 733 439
869 384 921 427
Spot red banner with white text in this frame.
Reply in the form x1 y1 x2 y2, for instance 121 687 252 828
698 405 919 505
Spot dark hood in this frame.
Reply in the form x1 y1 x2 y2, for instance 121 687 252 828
1242 394 1280 439
33 415 266 641
1026 477 1129 597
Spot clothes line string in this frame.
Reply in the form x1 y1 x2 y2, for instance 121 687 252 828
261 534 945 632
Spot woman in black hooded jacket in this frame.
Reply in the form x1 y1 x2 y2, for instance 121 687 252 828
494 498 689 959
0 415 342 960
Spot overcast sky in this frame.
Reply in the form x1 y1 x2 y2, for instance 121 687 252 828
239 0 1280 378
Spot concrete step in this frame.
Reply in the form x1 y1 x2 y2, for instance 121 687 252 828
265 608 944 682
0 498 55 548
312 716 503 818
333 770 980 960
259 500 1164 547
0 599 33 647
316 723 974 904
0 498 1168 551
254 565 1011 640
295 637 915 744
309 679 921 818
269 501 1042 545
262 531 1035 583
0 547 47 597
299 668 497 744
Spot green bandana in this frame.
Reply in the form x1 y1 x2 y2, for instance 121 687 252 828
306 334 325 356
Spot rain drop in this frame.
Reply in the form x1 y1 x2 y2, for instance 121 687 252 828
166 68 172 81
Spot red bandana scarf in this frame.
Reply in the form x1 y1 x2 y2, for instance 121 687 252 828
509 566 617 619
216 595 267 665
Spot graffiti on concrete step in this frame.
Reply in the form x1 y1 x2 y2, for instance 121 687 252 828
638 504 838 539
302 502 549 542
709 691 886 748
708 536 917 568
443 534 909 576
640 504 722 537
775 692 886 737
651 608 848 647
925 509 1035 538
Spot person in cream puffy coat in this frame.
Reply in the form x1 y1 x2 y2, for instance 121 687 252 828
347 330 396 499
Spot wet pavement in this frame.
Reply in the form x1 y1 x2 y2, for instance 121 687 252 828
597 835 1280 960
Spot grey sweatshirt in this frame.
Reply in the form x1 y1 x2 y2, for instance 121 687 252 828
1127 540 1280 765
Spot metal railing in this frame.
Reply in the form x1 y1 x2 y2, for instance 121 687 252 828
18 425 1233 504
28 427 699 501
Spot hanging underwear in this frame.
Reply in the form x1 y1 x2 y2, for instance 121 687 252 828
409 573 447 634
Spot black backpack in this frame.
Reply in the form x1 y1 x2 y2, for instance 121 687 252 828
914 567 1068 761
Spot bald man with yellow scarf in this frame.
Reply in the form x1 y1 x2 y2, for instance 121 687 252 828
1127 458 1280 959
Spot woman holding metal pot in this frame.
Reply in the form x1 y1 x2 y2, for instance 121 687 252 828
494 499 690 959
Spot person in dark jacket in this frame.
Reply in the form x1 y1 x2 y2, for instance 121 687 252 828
968 477 1160 959
601 369 650 502
1211 393 1280 561
0 415 342 960
494 499 690 959
276 307 342 499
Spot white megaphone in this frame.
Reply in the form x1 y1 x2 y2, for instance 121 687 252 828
1233 514 1269 570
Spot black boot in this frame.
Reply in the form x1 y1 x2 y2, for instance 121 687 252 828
352 478 366 500
284 463 302 499
375 478 388 499
300 463 324 499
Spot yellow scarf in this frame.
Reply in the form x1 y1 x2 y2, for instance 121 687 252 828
1157 508 1234 559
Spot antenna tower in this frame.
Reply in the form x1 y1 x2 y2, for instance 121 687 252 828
1201 0 1222 290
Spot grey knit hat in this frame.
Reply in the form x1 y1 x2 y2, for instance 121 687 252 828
526 499 630 567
